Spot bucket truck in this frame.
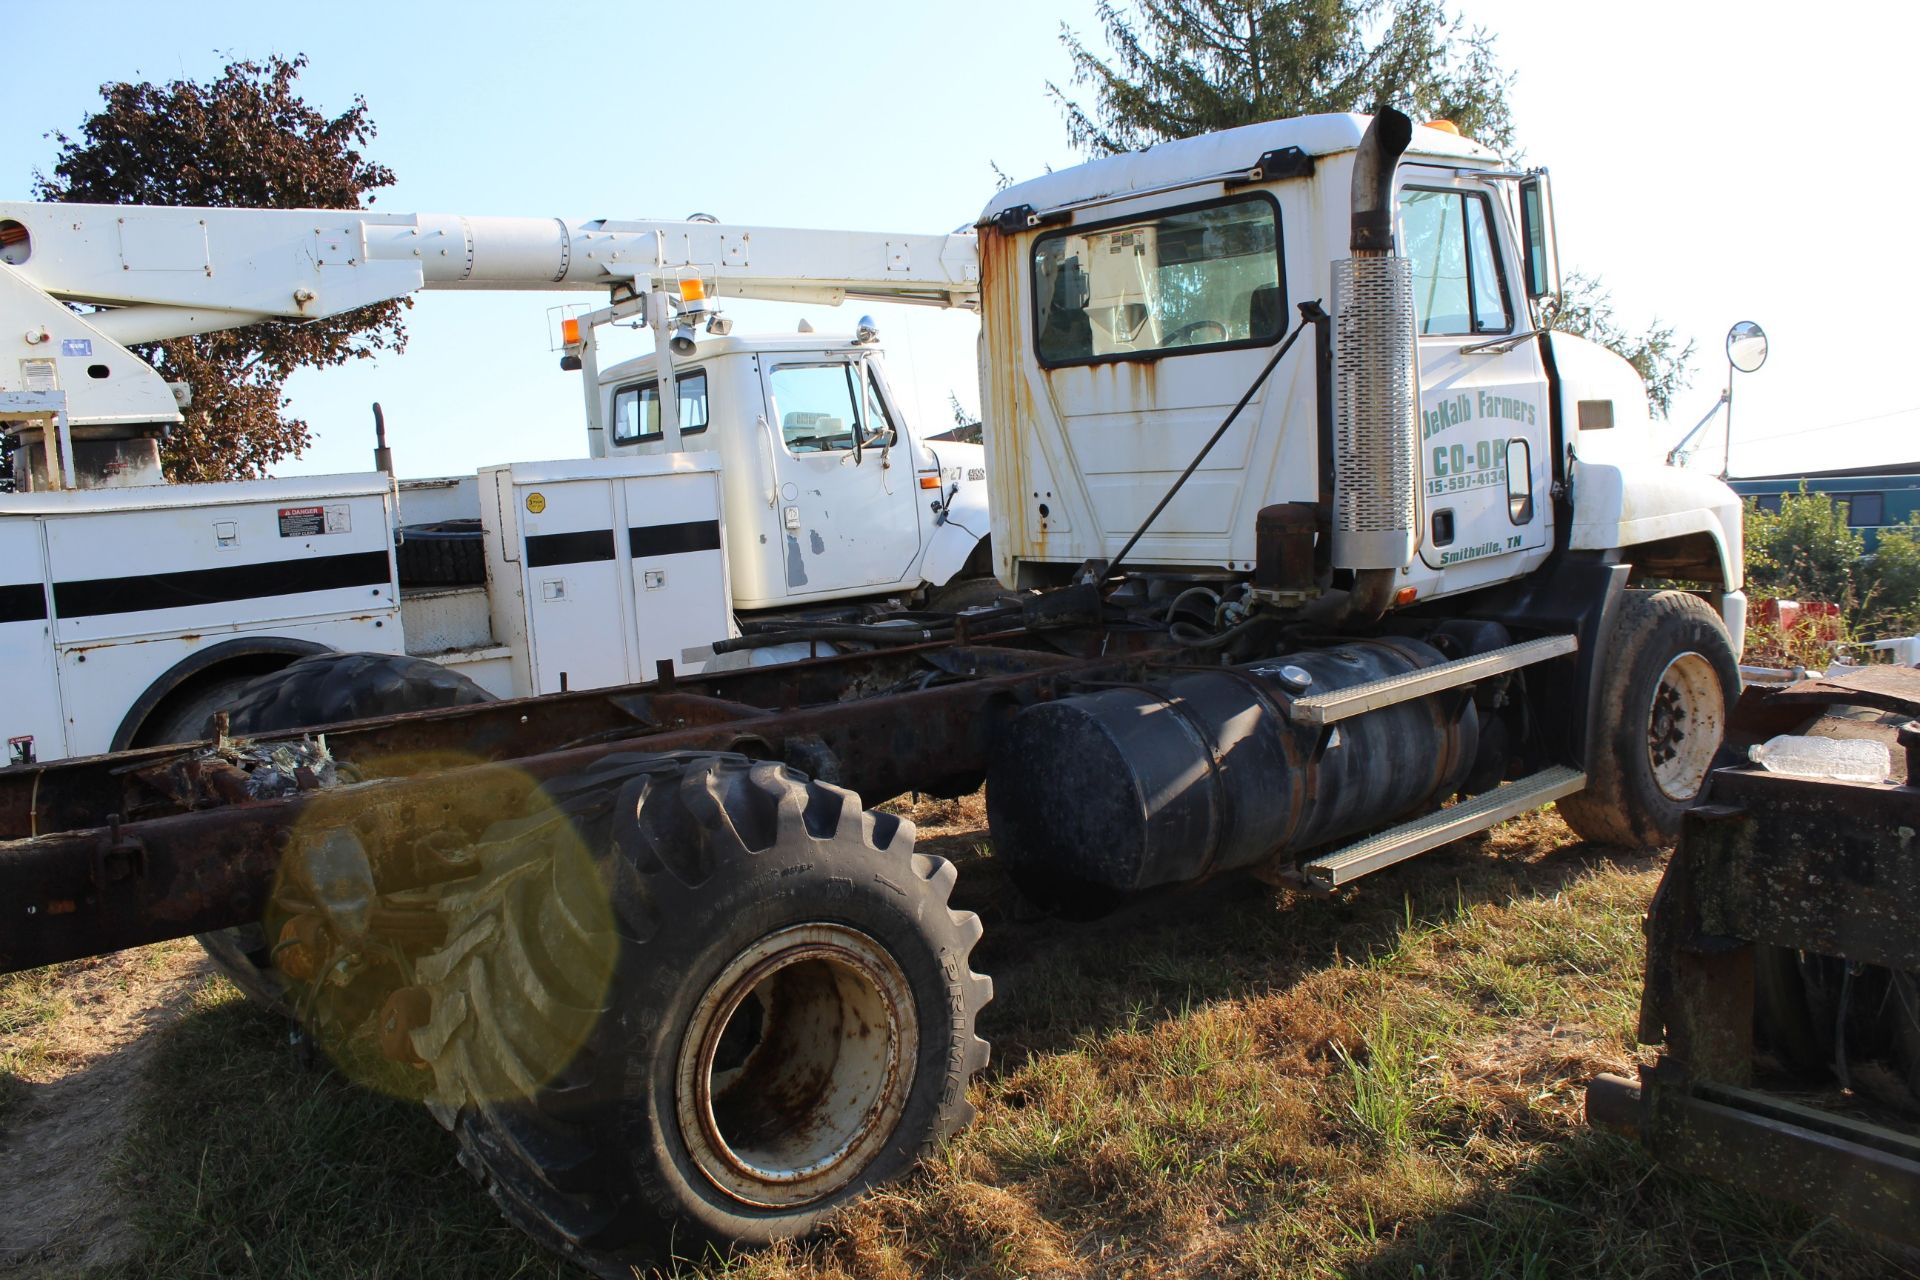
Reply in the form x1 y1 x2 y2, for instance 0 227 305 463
0 204 991 760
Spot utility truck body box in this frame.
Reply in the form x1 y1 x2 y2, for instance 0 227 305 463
478 453 732 697
0 473 401 761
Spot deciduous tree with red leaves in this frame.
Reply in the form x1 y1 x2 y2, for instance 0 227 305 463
35 54 406 481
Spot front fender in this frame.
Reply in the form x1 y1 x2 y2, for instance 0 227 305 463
917 442 990 586
919 484 989 585
1569 459 1744 590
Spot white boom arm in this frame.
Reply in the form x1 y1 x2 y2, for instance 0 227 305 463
0 201 979 431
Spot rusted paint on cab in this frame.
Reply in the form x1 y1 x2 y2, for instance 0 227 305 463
975 222 1031 577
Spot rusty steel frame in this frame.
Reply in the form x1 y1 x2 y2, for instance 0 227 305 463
1587 667 1920 1247
0 638 1085 839
0 637 1131 974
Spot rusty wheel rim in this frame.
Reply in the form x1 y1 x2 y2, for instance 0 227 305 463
1647 651 1722 802
676 923 917 1208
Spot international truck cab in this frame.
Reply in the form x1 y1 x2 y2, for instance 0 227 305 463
586 329 988 611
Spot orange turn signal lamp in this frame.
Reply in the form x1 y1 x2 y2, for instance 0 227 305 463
918 475 943 490
1395 586 1419 606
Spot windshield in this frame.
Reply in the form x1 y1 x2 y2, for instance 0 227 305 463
1031 194 1284 366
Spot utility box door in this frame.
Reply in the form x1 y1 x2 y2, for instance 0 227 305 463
480 454 731 697
519 478 630 696
0 519 63 764
622 472 730 680
40 488 395 645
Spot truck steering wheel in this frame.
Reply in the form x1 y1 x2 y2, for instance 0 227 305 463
1167 319 1228 346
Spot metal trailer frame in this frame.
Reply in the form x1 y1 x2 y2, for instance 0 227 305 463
1587 665 1920 1247
0 627 1110 974
0 573 1590 977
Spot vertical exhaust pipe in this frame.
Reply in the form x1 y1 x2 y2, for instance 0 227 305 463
372 402 394 476
1350 109 1414 255
1331 109 1419 621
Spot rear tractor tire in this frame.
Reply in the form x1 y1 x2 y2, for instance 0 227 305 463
1559 590 1740 849
217 650 494 737
192 652 495 1013
406 752 991 1275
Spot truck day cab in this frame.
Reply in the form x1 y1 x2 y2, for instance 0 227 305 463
0 110 1746 1275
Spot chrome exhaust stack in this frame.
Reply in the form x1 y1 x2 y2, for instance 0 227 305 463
1331 108 1419 618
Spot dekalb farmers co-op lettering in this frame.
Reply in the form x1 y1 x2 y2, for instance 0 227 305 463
1421 389 1539 496
1422 389 1538 440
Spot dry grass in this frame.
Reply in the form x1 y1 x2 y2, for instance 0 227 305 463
7 801 1914 1278
0 943 214 1276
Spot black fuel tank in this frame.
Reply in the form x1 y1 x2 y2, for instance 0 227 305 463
987 638 1477 903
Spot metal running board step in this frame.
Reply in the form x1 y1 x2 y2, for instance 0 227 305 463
1291 634 1577 728
1303 765 1587 888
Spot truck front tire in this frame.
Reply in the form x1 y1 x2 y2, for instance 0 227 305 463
1558 590 1740 849
410 752 991 1275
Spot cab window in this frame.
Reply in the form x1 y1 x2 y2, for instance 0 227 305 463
1400 188 1512 335
770 363 863 454
611 369 709 444
1031 193 1285 366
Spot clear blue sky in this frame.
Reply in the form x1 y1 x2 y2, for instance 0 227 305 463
6 1 1914 480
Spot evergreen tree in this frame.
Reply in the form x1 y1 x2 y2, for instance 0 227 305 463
1051 0 1514 157
35 55 405 481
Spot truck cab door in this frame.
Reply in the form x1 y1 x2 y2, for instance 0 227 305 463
1398 181 1552 587
758 356 922 600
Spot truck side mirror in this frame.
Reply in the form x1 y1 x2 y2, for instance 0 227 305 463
1518 171 1559 302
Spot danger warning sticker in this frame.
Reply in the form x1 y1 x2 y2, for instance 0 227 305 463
278 505 353 537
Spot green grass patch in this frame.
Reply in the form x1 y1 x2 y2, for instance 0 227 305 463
109 977 584 1279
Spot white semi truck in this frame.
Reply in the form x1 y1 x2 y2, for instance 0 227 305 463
0 208 991 760
2 110 1748 1275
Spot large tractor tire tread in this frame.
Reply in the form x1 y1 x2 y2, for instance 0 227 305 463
1559 589 1739 849
411 751 990 1277
193 652 495 1011
217 650 494 738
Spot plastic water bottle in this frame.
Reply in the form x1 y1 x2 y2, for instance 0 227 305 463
1748 735 1891 784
